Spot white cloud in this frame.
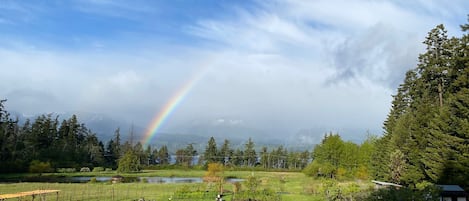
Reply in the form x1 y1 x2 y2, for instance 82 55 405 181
1 0 469 140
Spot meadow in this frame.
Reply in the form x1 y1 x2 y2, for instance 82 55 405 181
0 170 373 201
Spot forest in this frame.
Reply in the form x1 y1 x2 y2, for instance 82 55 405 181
370 22 469 188
0 101 313 173
1 19 469 192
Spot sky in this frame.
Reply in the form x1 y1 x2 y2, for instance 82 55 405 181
1 0 469 141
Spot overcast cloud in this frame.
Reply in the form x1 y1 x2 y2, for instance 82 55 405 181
1 0 469 141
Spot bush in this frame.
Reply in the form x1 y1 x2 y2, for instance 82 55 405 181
105 168 113 172
56 168 77 173
89 177 97 183
245 175 260 192
80 167 91 172
92 167 105 172
29 160 53 173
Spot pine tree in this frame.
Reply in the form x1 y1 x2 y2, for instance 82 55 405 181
243 138 257 167
375 22 469 187
204 137 218 165
158 145 170 165
232 148 244 166
219 139 233 165
260 146 269 169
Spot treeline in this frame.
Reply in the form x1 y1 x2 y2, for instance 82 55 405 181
195 137 310 170
369 22 469 187
303 133 375 180
0 101 310 173
0 100 106 173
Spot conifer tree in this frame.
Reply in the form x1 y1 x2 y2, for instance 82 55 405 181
243 138 257 167
204 137 218 165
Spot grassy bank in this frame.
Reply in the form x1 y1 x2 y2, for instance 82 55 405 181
0 171 373 201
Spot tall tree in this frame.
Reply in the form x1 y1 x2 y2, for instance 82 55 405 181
204 137 218 165
243 138 257 167
219 139 233 165
259 146 269 169
374 22 469 187
158 145 170 165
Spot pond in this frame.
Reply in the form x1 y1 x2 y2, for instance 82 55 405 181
72 176 244 183
1 176 244 184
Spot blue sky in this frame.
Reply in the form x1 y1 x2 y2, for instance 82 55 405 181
0 0 249 49
1 0 469 142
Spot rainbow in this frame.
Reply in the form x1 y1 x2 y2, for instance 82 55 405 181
142 65 211 147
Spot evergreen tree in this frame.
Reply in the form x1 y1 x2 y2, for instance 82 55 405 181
117 150 141 173
158 145 170 165
219 139 233 165
204 137 218 165
374 22 469 187
184 144 197 167
260 146 269 169
232 148 244 166
243 138 257 167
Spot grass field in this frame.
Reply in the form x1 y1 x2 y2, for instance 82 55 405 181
0 170 373 201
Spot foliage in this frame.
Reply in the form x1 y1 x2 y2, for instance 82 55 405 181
204 137 218 165
117 150 141 173
306 133 376 180
56 168 77 173
363 186 440 201
245 175 260 192
29 160 53 173
243 138 257 167
372 20 469 187
89 177 97 183
92 167 105 172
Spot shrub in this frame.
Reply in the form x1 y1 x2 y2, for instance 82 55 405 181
89 177 97 183
80 167 91 172
92 167 105 172
355 165 369 180
245 175 260 192
57 168 77 173
105 168 113 172
29 160 53 173
233 182 242 193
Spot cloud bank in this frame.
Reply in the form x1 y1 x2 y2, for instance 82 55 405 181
1 0 468 141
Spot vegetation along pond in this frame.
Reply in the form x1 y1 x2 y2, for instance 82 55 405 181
1 176 244 184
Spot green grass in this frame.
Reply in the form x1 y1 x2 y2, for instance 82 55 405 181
0 170 373 201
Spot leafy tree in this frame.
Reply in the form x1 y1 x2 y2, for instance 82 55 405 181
204 163 224 192
117 150 141 173
313 133 344 170
29 160 53 173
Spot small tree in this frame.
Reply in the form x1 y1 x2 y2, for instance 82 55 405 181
204 163 224 193
117 151 141 173
29 160 53 173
